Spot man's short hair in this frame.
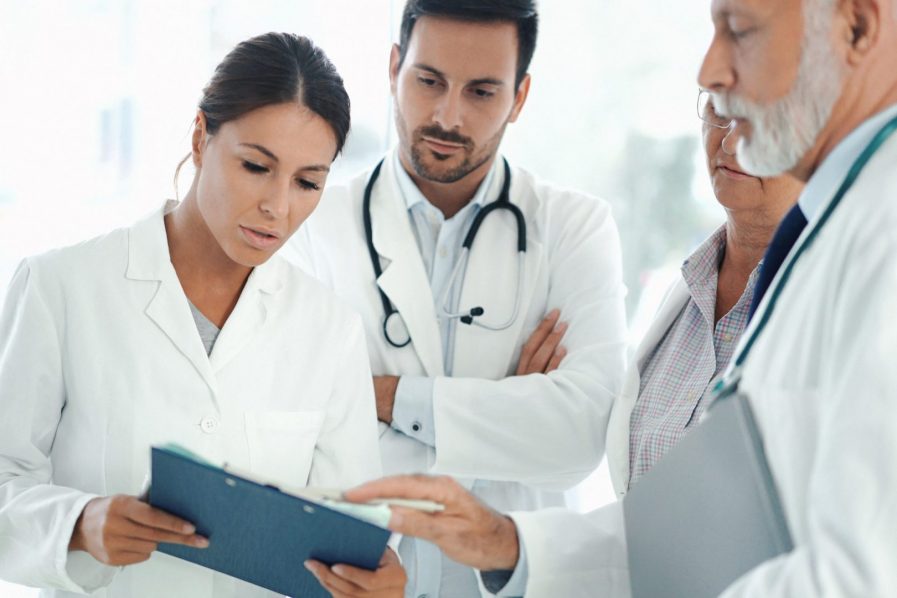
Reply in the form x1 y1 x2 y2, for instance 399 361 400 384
397 0 539 90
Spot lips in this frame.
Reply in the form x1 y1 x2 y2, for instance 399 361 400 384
717 163 754 180
239 225 281 250
422 137 465 155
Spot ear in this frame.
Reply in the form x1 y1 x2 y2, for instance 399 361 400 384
839 0 882 64
191 111 209 168
507 73 532 124
389 44 401 96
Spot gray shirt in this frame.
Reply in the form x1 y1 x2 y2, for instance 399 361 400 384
188 300 220 356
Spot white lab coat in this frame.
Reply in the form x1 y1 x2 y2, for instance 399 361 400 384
0 204 383 597
507 133 897 596
286 152 628 596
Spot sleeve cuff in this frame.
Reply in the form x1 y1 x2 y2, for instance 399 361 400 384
479 536 528 597
391 376 436 447
54 493 120 593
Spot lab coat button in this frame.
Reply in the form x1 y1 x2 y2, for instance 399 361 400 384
411 421 422 433
200 417 220 434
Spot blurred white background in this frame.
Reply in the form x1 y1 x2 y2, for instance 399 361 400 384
0 1 720 595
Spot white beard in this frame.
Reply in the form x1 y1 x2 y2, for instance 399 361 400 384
712 5 846 176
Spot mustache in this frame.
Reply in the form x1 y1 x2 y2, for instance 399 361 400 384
710 92 744 121
416 125 473 149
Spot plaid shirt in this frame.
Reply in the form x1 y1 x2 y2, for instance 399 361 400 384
628 226 759 487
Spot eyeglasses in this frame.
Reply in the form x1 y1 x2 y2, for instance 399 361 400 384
697 90 734 129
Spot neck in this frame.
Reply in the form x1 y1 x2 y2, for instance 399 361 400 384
714 197 789 322
793 77 897 183
399 151 495 219
722 197 788 278
165 188 252 303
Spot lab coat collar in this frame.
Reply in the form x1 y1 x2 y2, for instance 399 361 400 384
799 103 897 222
371 155 445 377
607 276 692 496
449 158 543 379
125 200 284 296
124 202 286 397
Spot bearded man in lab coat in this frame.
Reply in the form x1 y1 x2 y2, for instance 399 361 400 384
345 0 897 595
285 1 628 596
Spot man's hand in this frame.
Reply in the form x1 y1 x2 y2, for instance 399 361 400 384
305 547 406 598
516 309 568 375
345 475 520 572
68 495 208 566
373 375 399 424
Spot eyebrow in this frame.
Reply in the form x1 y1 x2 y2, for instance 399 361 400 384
239 142 330 173
412 63 505 87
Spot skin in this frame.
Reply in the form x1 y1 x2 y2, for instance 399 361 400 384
391 16 530 218
167 103 336 326
699 0 897 183
68 101 338 567
356 0 897 589
346 113 806 575
335 16 554 596
373 16 565 426
702 103 804 321
375 310 568 424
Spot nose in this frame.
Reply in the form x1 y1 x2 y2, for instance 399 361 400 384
697 31 736 95
259 179 290 220
433 88 464 132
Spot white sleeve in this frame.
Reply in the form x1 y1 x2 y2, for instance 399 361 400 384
0 259 118 592
508 502 631 598
307 313 383 488
720 237 897 596
431 198 627 490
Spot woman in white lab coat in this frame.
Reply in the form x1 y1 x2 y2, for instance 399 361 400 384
0 33 391 597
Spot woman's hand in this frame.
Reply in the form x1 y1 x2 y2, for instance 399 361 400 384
68 494 208 566
305 547 406 598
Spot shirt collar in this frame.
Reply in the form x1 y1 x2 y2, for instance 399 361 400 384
391 148 499 215
681 225 728 292
799 103 897 221
681 224 761 320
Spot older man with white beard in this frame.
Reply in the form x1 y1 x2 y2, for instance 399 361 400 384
342 0 897 595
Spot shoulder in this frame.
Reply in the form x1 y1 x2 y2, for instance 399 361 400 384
304 166 374 230
23 225 129 286
268 255 364 335
513 166 614 218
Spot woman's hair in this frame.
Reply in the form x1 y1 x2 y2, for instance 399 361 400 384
175 33 350 194
199 32 350 156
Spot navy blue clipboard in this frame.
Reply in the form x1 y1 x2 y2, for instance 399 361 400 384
148 446 391 598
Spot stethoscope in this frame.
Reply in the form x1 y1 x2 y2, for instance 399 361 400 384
363 157 527 349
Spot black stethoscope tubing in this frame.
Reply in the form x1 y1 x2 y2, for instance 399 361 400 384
363 157 525 348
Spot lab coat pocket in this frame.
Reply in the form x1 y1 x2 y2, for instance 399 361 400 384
244 410 326 488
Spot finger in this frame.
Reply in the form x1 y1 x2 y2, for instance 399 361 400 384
125 500 197 535
529 322 568 373
385 506 451 540
344 474 459 505
545 346 567 373
111 550 154 567
119 520 209 548
109 536 158 555
305 560 364 595
516 310 560 374
329 563 380 590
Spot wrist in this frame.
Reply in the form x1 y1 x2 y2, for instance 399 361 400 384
68 512 87 552
488 515 521 571
375 376 399 423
